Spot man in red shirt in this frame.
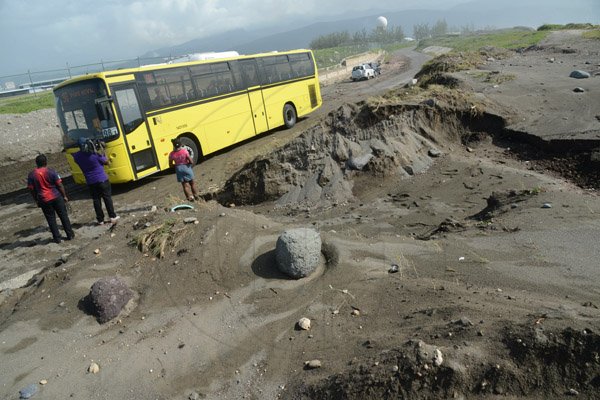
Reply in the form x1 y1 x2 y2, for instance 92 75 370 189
27 154 75 244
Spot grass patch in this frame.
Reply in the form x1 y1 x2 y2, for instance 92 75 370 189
582 30 600 40
417 28 549 52
0 91 54 114
538 23 599 31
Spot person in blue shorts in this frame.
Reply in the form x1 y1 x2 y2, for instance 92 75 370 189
168 138 199 201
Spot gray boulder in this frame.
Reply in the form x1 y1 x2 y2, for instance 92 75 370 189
87 277 133 323
347 152 373 171
275 228 321 279
569 70 590 79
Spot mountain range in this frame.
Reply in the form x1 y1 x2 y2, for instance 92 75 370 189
141 0 598 58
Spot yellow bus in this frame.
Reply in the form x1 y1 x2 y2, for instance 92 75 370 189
53 49 322 184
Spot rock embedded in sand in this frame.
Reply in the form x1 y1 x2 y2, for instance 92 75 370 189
428 148 442 158
275 228 321 279
85 277 133 323
305 359 322 369
298 317 311 330
88 362 100 374
19 383 38 399
569 70 590 79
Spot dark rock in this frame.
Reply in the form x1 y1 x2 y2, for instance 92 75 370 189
569 70 590 79
85 277 133 323
573 87 585 93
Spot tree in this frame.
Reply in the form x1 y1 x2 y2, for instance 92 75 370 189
413 23 431 40
432 19 448 37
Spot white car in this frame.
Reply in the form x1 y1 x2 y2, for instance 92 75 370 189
351 64 375 81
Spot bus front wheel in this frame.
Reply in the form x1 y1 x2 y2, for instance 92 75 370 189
179 136 200 164
283 104 297 129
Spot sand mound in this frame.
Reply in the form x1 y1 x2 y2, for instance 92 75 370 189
216 103 456 207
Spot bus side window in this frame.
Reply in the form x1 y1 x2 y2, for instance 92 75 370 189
114 88 143 134
238 59 259 88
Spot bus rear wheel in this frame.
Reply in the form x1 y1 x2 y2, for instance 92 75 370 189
178 136 200 164
283 104 297 129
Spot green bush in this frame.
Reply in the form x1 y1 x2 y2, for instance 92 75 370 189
538 23 599 31
583 30 600 39
417 29 549 52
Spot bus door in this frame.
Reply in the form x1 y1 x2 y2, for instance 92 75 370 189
239 59 269 134
111 83 158 177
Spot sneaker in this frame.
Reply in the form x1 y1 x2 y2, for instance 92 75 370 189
110 215 120 224
97 221 105 226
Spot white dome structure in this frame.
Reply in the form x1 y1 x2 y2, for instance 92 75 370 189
376 16 388 29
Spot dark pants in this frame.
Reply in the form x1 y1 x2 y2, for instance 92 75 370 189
40 197 74 242
89 180 116 223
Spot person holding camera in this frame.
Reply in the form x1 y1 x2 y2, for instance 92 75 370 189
73 138 119 225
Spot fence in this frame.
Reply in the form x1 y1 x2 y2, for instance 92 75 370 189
0 55 175 92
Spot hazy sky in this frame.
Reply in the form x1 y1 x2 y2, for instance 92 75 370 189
0 0 468 78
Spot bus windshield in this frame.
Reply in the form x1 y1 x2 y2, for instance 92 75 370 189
54 78 119 148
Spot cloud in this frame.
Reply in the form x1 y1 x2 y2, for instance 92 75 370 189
2 0 579 78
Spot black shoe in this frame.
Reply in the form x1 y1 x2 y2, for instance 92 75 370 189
66 233 75 241
53 238 62 244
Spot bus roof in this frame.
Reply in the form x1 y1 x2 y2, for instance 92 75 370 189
53 48 312 92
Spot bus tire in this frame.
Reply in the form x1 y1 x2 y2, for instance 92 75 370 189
178 136 200 165
283 104 297 129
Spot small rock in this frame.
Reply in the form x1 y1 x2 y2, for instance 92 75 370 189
433 348 444 366
573 87 585 93
19 384 38 399
567 388 579 396
541 203 552 209
188 391 201 400
332 310 339 315
39 379 47 385
93 249 100 255
388 264 399 273
150 205 157 212
298 317 311 330
183 217 198 224
569 70 590 79
391 365 399 372
428 148 442 158
466 147 474 153
88 362 100 374
351 309 360 316
304 359 321 369
219 212 226 217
